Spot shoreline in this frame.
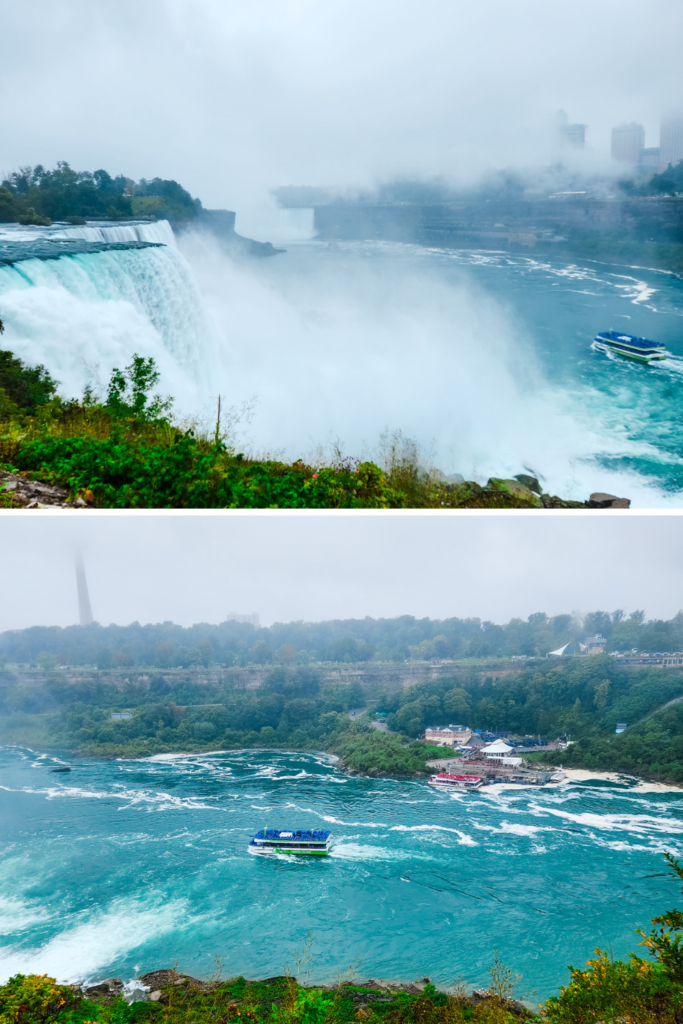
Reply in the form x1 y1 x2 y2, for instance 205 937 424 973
9 742 682 792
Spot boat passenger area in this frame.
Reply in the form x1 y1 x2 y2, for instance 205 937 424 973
249 828 333 855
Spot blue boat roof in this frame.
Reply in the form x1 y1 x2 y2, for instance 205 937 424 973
596 330 664 350
253 829 331 841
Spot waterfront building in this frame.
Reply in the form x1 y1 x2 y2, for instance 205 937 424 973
481 739 523 766
424 724 472 747
611 123 644 164
584 634 607 655
660 109 683 168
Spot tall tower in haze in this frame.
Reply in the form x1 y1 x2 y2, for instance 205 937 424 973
75 553 93 626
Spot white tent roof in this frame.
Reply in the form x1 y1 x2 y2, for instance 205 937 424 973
548 642 570 656
482 739 513 754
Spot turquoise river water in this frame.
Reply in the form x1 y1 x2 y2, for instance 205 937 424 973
2 745 683 1002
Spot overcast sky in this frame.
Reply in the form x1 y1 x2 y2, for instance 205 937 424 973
1 513 682 632
2 0 682 210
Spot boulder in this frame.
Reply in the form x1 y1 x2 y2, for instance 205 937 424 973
84 978 123 1001
485 478 543 508
513 474 541 495
588 492 631 509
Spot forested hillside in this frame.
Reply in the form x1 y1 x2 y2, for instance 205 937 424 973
2 647 683 780
1 608 679 670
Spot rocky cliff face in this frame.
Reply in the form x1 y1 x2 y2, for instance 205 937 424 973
173 208 284 258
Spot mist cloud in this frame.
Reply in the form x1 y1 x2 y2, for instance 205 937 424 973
0 514 680 632
1 0 681 210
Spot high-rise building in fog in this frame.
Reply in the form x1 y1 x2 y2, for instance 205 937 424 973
75 553 93 626
611 122 645 164
660 109 683 168
554 110 586 149
227 612 260 627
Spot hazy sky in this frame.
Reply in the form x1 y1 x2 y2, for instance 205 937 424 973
2 0 682 209
1 513 682 632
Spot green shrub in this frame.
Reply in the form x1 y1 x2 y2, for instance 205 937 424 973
0 974 81 1024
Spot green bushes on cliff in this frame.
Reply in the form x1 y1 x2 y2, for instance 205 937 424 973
0 350 543 509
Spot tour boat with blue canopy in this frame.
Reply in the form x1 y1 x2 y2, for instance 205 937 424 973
593 331 667 363
249 828 333 856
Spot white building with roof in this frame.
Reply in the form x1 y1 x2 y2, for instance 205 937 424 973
424 725 472 748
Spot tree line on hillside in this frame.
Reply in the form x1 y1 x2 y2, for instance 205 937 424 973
2 656 683 780
0 161 200 225
1 608 679 671
0 664 448 772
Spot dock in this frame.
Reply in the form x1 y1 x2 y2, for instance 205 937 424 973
426 757 552 786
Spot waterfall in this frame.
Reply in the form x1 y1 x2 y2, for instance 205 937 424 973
0 223 220 410
51 220 177 246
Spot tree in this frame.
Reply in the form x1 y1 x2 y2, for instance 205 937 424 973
106 355 172 420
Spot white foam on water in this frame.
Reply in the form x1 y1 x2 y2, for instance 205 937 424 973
474 821 553 838
0 896 50 934
330 843 417 861
0 782 219 812
527 803 683 835
389 824 477 846
0 897 187 985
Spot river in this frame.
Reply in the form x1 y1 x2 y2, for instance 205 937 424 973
1 745 682 1002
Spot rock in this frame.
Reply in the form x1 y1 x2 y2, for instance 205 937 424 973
84 978 124 1001
0 471 90 509
125 987 148 1004
50 767 71 773
149 991 162 1002
588 492 631 509
514 473 541 494
485 478 543 507
138 970 213 994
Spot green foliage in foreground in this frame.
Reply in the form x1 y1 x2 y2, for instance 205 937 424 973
0 351 542 509
0 973 528 1024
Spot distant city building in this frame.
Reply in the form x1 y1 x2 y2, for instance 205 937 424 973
560 123 586 148
226 612 260 627
641 147 661 168
660 109 683 168
555 110 587 149
424 725 472 748
611 122 645 164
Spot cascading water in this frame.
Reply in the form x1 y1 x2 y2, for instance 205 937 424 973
0 221 218 408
